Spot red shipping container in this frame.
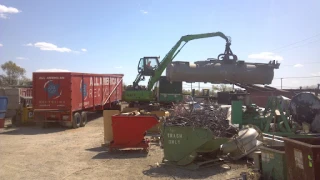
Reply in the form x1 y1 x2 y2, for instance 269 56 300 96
32 72 123 128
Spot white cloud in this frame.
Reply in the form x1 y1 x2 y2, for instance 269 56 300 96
293 64 303 68
30 42 72 52
36 69 70 72
72 51 80 54
114 66 122 69
140 10 148 14
0 14 6 19
26 42 85 54
16 57 28 60
311 72 320 76
24 43 33 46
0 4 21 19
0 43 2 47
248 52 284 61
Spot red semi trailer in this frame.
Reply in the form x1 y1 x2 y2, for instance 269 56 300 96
32 72 123 128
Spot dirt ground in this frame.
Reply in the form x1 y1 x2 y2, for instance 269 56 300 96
0 113 255 180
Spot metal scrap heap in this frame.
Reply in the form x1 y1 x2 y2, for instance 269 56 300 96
164 103 238 138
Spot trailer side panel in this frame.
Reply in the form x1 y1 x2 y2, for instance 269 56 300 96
32 72 123 125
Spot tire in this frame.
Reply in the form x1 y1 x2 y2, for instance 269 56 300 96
80 112 87 127
72 112 81 129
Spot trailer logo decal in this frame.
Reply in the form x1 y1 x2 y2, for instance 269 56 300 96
44 80 62 99
80 80 88 100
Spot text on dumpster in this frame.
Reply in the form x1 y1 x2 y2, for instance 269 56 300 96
167 133 183 145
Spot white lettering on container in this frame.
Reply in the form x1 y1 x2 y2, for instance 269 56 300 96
90 77 117 86
167 133 183 145
38 76 65 80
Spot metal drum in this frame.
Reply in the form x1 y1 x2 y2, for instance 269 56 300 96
289 92 320 132
166 59 280 84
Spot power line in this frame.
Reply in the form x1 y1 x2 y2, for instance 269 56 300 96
274 75 320 79
181 76 320 88
271 32 320 52
183 76 320 82
276 38 320 53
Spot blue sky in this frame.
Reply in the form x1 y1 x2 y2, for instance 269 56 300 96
0 0 320 90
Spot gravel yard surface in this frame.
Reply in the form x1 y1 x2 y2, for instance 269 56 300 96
0 113 253 180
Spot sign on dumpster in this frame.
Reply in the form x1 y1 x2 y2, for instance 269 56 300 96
162 126 213 163
167 133 183 145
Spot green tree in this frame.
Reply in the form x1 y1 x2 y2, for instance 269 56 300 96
218 84 233 92
211 84 233 92
0 61 27 86
19 76 32 86
212 85 220 91
182 89 191 95
301 85 317 89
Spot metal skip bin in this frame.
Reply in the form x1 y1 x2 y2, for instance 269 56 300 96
109 115 159 152
0 96 8 128
260 146 287 180
283 137 320 180
161 126 229 169
148 111 170 134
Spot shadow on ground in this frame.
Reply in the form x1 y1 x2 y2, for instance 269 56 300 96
0 123 68 135
86 146 149 159
0 112 103 135
86 111 103 120
142 163 233 179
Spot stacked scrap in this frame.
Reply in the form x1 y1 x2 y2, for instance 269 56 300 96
164 103 238 138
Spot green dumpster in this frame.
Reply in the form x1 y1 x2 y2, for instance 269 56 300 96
261 146 287 180
161 125 229 169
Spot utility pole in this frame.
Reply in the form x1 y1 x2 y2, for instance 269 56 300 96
281 78 283 89
198 82 200 93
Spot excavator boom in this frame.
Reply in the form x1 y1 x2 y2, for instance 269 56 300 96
124 31 232 104
147 32 230 90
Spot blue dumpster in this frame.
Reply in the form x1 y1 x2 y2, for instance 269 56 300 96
0 96 8 128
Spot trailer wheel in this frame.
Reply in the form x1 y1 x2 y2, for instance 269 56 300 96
80 112 87 127
73 112 81 128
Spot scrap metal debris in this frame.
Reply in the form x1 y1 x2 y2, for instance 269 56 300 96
164 102 238 138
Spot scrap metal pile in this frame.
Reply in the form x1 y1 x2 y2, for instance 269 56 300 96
164 103 238 138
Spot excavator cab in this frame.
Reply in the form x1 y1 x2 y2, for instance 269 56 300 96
137 56 160 76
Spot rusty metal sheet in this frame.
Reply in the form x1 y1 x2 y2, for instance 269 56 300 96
283 137 320 180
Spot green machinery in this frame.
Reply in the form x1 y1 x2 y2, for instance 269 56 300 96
123 32 236 106
231 96 312 137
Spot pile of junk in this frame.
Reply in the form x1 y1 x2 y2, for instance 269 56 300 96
160 92 320 179
100 29 319 178
102 91 320 179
